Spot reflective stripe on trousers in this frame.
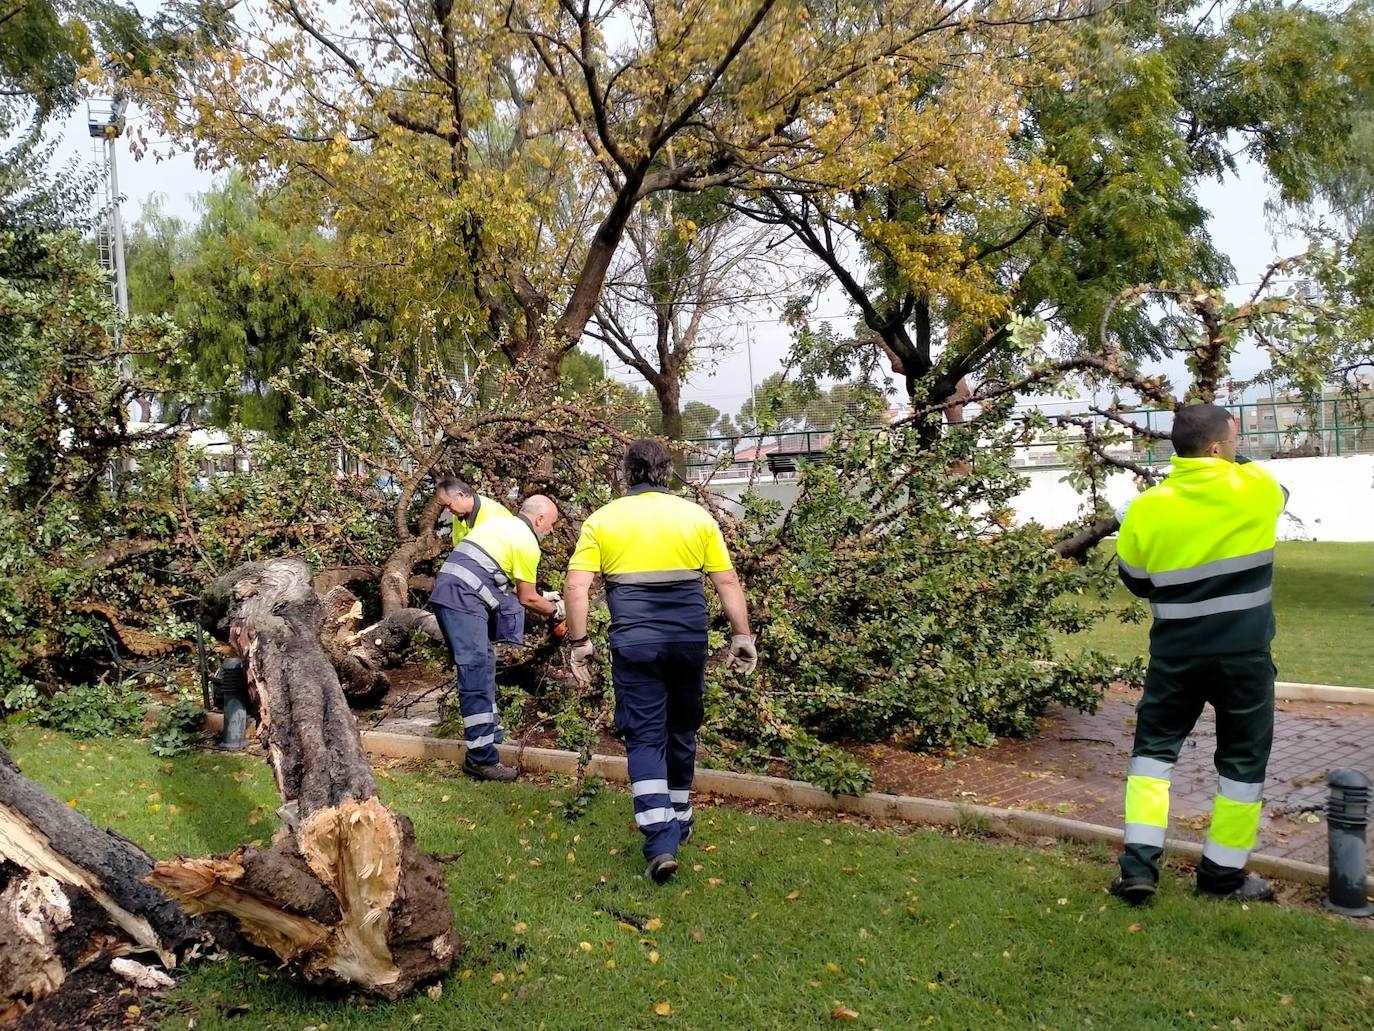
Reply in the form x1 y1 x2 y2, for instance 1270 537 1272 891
1203 776 1264 871
1123 755 1173 848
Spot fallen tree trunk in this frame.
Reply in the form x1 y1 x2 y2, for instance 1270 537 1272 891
151 559 457 998
0 745 210 1024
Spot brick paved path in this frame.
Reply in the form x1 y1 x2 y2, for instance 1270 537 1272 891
863 687 1374 867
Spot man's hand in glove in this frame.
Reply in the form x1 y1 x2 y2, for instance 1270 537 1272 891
725 634 758 676
567 636 595 686
541 590 566 621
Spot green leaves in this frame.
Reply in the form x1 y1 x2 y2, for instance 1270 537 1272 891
705 404 1121 788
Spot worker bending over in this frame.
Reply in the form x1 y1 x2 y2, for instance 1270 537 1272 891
1112 404 1287 904
435 476 511 544
429 495 563 782
563 439 757 884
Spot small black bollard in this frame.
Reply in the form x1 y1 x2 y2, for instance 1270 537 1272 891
1324 768 1374 918
211 658 249 751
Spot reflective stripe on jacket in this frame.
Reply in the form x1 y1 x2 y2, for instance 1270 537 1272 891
430 515 539 643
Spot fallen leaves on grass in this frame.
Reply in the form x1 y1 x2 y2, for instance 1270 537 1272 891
652 1001 672 1016
830 1005 859 1020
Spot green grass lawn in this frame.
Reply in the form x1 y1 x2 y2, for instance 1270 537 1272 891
1064 541 1374 687
7 728 1374 1030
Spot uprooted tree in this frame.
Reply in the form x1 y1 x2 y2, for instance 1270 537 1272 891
0 557 459 1023
150 559 455 995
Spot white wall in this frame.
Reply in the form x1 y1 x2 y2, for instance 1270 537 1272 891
1012 455 1374 542
705 455 1374 542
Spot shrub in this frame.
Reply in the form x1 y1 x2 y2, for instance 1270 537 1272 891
35 681 148 738
149 696 208 757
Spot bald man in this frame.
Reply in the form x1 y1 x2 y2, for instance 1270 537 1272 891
429 495 562 781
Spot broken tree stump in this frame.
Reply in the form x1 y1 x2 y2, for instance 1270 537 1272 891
151 558 457 998
0 744 210 1024
317 586 442 708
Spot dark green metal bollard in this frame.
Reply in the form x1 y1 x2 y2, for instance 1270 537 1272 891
1324 768 1374 918
211 658 249 751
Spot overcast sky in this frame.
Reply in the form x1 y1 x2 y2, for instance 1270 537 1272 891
54 63 1311 422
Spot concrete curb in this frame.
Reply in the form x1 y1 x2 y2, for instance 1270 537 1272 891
1274 682 1374 705
201 714 1371 896
357 729 1372 897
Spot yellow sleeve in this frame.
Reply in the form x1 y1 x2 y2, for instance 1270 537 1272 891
567 518 602 573
700 514 733 574
510 535 540 585
1115 510 1142 568
1114 509 1152 599
1251 465 1288 518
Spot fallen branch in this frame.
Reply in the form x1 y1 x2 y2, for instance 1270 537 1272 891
0 744 211 1023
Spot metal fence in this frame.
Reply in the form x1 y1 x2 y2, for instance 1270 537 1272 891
684 397 1374 480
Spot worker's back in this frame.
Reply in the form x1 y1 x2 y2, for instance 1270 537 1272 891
569 487 732 646
1117 456 1286 657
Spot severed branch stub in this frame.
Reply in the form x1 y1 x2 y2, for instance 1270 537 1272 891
0 744 211 1025
151 558 457 998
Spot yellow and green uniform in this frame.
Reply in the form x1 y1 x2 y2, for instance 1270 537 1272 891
448 494 512 546
568 485 734 860
429 512 541 767
568 485 733 648
1116 455 1287 892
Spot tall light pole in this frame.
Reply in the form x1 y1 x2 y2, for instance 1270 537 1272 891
87 96 130 321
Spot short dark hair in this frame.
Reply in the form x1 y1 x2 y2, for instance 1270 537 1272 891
435 476 472 498
1172 404 1235 457
622 438 673 488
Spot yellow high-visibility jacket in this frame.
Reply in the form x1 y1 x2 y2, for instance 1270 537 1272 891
1117 456 1286 657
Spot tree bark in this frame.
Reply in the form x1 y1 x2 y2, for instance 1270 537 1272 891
321 587 443 706
1052 516 1121 561
151 559 457 998
0 744 210 1023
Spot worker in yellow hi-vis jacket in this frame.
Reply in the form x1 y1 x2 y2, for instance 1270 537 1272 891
1111 404 1288 905
563 438 756 886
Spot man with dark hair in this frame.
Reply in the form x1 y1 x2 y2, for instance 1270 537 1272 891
563 438 756 884
430 495 562 781
1111 404 1288 904
435 476 512 545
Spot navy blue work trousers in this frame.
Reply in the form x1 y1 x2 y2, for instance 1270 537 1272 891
611 638 708 860
434 603 504 766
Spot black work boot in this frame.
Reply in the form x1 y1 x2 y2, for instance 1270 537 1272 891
646 853 678 885
1109 873 1158 906
1196 872 1275 902
463 754 518 782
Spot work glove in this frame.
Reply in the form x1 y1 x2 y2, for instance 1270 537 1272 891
724 634 758 676
541 590 565 621
568 637 595 687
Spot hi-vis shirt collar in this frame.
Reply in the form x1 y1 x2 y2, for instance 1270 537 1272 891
466 495 481 529
1168 455 1235 477
626 484 670 496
